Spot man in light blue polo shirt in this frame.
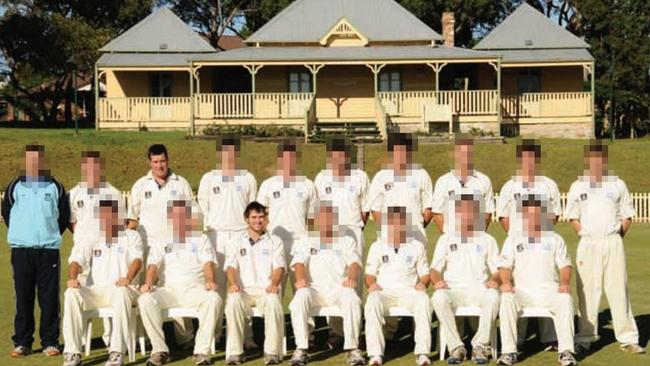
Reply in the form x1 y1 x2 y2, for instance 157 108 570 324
2 144 70 358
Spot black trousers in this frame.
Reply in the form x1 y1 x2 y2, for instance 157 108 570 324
11 248 60 348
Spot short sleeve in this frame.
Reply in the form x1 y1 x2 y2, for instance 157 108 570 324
225 252 239 270
306 180 318 219
68 241 92 267
344 237 362 267
272 237 287 270
196 173 211 220
430 235 448 272
257 180 271 207
482 176 495 215
431 176 447 214
146 243 164 268
289 243 310 269
198 235 217 265
548 179 562 217
364 244 380 276
128 180 142 220
359 171 370 213
420 170 434 210
247 173 258 204
485 234 500 274
180 177 194 199
554 235 572 269
366 173 384 213
68 189 78 224
618 180 635 219
497 237 515 269
496 181 513 219
564 182 581 220
126 231 144 263
415 242 430 277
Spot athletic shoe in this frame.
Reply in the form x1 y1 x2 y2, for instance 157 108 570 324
43 346 61 356
62 352 82 366
346 349 366 365
226 355 243 365
105 352 124 366
496 352 518 365
447 345 467 364
472 344 490 364
10 345 32 358
368 355 383 366
544 343 559 352
289 349 309 366
620 343 646 354
192 353 211 365
415 354 431 366
557 350 577 366
264 353 282 365
146 352 169 366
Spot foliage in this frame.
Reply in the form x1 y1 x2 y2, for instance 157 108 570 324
201 124 304 137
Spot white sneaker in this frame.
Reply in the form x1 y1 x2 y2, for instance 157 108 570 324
369 355 383 366
105 352 124 366
415 354 430 366
620 343 646 354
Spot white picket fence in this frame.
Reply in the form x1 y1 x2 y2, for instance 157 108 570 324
1 191 649 223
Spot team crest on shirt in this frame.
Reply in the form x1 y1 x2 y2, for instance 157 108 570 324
450 243 458 252
145 191 152 199
448 190 455 197
117 246 125 254
516 243 524 252
405 255 413 263
325 187 332 194
236 185 243 192
514 193 521 200
170 190 178 196
580 193 587 201
273 191 281 199
240 248 247 256
164 245 172 254
77 200 84 208
475 245 484 253
409 181 417 189
310 248 319 255
384 183 393 191
44 192 52 200
381 255 389 263
93 249 102 257
213 186 221 194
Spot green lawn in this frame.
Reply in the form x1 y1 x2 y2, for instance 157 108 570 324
0 129 648 365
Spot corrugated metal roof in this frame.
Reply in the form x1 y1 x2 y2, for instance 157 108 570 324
498 49 593 64
474 3 589 50
246 0 442 44
191 45 497 63
97 53 202 67
100 7 215 53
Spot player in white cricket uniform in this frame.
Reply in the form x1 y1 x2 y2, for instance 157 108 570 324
288 201 365 366
257 139 317 261
68 151 124 346
565 142 644 354
197 135 257 344
224 202 286 365
366 133 433 245
430 192 500 364
496 196 577 366
364 206 432 366
496 140 560 347
431 137 494 234
61 199 143 366
138 199 222 366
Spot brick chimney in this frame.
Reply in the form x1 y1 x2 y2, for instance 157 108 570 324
442 11 455 47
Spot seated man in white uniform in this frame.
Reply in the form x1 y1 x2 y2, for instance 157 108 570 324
430 192 500 365
62 199 143 366
138 199 222 366
224 202 286 366
364 206 432 366
496 196 577 366
288 201 365 366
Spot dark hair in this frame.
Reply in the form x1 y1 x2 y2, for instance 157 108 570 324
147 144 168 160
386 206 407 218
516 139 541 159
585 140 608 156
387 132 414 151
326 137 351 153
25 144 45 152
244 201 267 218
81 151 101 159
454 137 474 146
217 133 241 152
277 138 297 156
98 199 119 212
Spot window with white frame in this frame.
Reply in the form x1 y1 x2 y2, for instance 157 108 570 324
288 71 312 93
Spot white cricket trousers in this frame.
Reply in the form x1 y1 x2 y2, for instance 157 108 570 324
63 285 138 355
290 287 362 350
137 285 222 355
431 286 499 351
364 288 432 357
576 234 639 345
499 289 575 354
225 289 285 358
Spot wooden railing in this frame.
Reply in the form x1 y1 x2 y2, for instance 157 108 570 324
378 90 498 117
99 97 191 122
374 96 389 141
501 92 592 118
195 93 313 120
304 96 317 143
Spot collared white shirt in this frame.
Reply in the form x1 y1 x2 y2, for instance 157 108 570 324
498 232 572 291
68 229 143 287
565 176 635 238
226 231 286 291
147 233 215 287
257 176 317 238
365 239 429 290
69 182 124 243
430 232 499 288
366 167 433 228
314 169 369 229
128 170 193 246
290 236 361 290
497 176 561 234
431 170 494 233
197 169 257 232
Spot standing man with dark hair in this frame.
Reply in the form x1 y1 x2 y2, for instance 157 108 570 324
2 145 70 358
566 142 644 354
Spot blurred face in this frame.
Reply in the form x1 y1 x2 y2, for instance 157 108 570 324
457 200 478 235
586 152 606 178
149 153 169 179
169 204 191 233
246 210 268 233
328 151 348 174
392 145 409 171
519 151 537 178
25 150 43 176
455 143 473 172
522 205 541 234
278 151 296 175
387 212 406 241
220 146 237 170
316 206 336 238
81 157 101 186
98 206 118 233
